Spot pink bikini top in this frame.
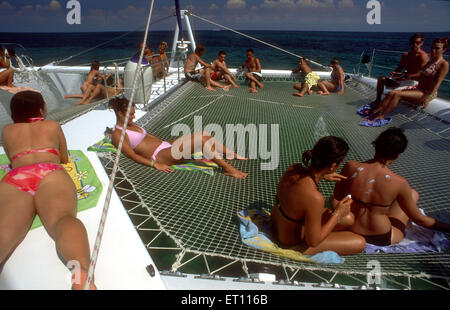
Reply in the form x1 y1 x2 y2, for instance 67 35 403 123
115 124 147 149
421 59 442 78
11 117 60 162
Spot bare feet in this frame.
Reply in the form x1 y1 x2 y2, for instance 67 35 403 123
205 86 216 92
223 85 232 91
249 88 258 94
222 167 248 179
257 82 264 89
225 152 248 160
307 89 313 95
317 91 330 96
293 92 304 97
232 83 240 88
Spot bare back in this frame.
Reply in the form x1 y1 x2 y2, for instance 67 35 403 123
271 164 323 245
184 53 199 74
2 120 67 168
334 161 407 235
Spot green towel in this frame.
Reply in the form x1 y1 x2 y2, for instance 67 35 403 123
88 132 219 176
0 150 103 230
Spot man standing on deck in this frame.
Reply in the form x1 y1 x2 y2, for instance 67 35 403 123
184 45 231 91
369 33 429 109
239 49 263 94
211 51 239 88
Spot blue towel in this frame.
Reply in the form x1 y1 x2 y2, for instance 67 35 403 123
357 103 374 116
359 117 392 127
237 209 344 264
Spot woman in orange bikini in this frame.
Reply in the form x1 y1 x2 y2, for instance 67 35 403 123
109 97 248 178
0 91 95 289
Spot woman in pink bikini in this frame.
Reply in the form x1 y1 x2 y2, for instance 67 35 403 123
0 91 95 289
368 38 449 124
109 97 248 178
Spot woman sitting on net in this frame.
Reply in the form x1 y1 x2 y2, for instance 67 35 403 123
271 136 366 255
0 91 95 289
109 97 248 178
367 38 449 124
332 127 450 246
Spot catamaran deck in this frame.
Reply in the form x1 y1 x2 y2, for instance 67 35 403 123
97 76 450 290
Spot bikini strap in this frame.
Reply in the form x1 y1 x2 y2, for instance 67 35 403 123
12 148 60 162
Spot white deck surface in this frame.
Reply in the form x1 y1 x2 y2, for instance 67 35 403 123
0 109 166 290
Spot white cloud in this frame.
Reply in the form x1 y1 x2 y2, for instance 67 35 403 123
225 0 246 10
209 4 219 10
0 1 13 10
296 0 334 8
338 0 354 8
261 0 296 9
261 0 334 9
36 0 62 11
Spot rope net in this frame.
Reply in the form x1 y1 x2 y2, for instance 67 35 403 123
98 77 450 289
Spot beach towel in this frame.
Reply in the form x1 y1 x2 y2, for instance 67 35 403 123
87 131 219 176
0 150 103 230
237 209 344 264
364 209 450 254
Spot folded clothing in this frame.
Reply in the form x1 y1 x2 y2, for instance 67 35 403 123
359 117 392 127
237 209 344 264
0 150 103 230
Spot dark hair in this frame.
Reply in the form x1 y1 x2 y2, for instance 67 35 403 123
409 33 424 45
301 136 349 172
372 127 408 163
433 37 449 50
91 61 100 71
218 51 226 56
195 45 205 54
246 49 254 54
331 58 339 65
10 91 45 123
109 97 134 115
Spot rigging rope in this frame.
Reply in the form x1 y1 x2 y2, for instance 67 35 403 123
190 13 331 71
53 14 172 66
83 0 156 290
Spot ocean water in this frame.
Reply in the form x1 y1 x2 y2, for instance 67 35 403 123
2 30 450 99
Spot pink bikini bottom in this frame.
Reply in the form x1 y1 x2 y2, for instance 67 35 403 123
151 141 172 161
1 163 64 196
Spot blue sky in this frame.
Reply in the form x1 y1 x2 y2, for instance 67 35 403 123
0 0 449 32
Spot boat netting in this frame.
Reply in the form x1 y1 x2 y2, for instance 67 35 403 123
98 77 450 289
